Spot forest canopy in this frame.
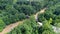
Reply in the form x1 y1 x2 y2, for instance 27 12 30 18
0 0 60 34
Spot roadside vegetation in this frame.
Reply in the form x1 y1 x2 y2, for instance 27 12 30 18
7 16 56 34
0 0 42 32
0 0 60 34
38 2 60 27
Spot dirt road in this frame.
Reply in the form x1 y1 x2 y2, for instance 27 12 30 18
0 21 23 34
34 8 46 20
0 8 46 34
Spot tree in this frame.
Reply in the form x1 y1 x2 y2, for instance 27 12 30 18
38 18 55 34
31 1 41 11
15 5 36 15
17 13 26 20
42 30 56 34
7 16 38 34
42 19 52 30
38 13 46 22
0 18 6 32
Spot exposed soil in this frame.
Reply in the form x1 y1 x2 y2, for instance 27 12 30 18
0 8 46 34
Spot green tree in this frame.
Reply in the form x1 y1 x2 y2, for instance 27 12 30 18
15 5 36 15
0 18 6 32
42 30 55 34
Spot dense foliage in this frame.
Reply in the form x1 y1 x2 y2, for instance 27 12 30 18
0 18 6 32
41 0 60 8
0 0 60 34
38 2 60 27
38 18 56 34
7 16 38 34
7 16 55 34
0 0 42 32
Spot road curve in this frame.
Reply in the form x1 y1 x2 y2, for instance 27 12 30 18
35 8 60 33
0 8 46 34
34 8 46 20
0 21 23 34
